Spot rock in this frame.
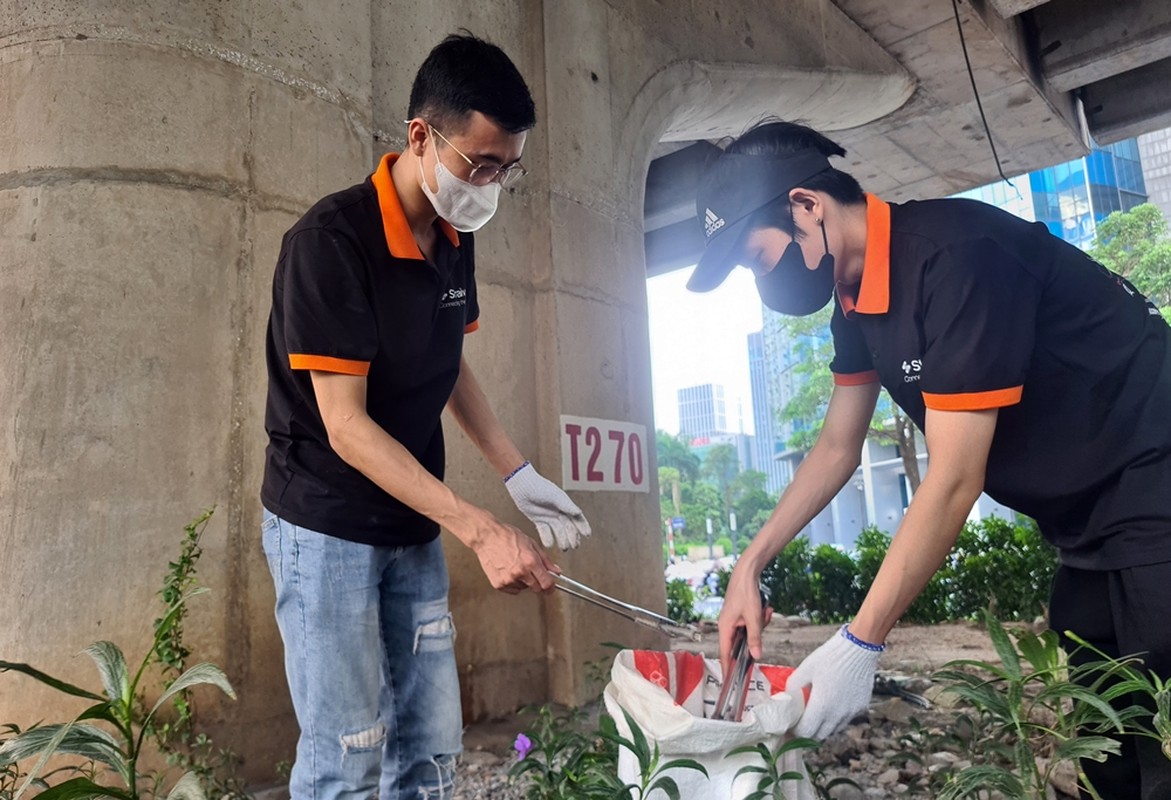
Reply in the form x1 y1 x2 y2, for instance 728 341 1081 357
1047 758 1079 798
870 697 915 725
876 768 901 786
827 783 864 800
922 684 963 709
903 677 933 694
462 751 505 768
900 760 925 780
927 751 960 768
846 725 870 751
784 615 811 627
863 789 887 800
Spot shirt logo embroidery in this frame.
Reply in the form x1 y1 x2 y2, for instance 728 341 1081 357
902 358 923 383
439 287 467 309
704 208 726 238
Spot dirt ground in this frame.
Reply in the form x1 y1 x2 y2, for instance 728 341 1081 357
677 616 1005 676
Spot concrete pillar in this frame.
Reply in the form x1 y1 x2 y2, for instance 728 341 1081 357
1 0 373 782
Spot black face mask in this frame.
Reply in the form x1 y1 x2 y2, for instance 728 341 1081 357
754 221 835 316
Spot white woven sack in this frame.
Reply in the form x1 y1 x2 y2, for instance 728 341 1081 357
602 649 815 800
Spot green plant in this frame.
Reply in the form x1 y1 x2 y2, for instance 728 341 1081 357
761 535 812 618
807 545 861 625
607 707 709 799
730 737 819 799
665 579 699 625
146 511 247 800
947 518 1056 622
510 705 622 799
0 591 235 800
509 705 706 799
0 723 99 800
0 511 237 800
932 612 1151 800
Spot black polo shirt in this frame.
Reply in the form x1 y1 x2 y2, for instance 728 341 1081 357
830 194 1171 569
262 153 479 547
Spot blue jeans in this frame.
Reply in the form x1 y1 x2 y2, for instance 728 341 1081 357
262 510 463 800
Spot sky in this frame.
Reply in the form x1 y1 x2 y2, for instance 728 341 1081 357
645 265 764 437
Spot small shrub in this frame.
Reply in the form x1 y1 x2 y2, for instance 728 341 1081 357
933 612 1170 799
807 545 861 625
665 579 699 624
762 535 812 618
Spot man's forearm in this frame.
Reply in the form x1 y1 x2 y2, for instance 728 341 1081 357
849 463 984 643
327 411 489 548
740 441 860 572
849 406 996 643
445 357 525 476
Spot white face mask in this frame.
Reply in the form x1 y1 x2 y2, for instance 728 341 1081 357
418 148 501 233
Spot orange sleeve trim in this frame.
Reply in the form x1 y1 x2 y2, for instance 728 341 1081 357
464 320 480 334
923 386 1023 411
833 370 880 387
289 354 371 376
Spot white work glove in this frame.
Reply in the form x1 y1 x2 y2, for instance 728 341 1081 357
785 624 883 739
504 461 592 551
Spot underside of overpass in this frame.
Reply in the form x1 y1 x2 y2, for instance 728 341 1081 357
646 0 1171 277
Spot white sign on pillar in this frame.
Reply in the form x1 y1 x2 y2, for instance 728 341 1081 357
560 415 650 493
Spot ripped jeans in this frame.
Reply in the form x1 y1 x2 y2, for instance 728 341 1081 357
262 510 462 800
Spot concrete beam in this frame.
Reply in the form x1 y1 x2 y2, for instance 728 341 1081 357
658 63 916 143
644 142 719 231
645 218 706 277
986 0 1052 18
1082 57 1171 144
1035 0 1171 92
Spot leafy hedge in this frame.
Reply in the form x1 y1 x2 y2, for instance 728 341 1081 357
757 517 1057 624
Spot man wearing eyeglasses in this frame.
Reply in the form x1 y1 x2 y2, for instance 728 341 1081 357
260 33 592 800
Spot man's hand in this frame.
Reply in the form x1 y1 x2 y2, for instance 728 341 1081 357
461 511 560 594
505 462 592 550
718 563 773 677
785 625 883 739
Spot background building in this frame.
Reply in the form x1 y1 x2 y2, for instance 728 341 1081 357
1138 127 1171 225
676 383 728 440
747 331 786 494
955 138 1149 247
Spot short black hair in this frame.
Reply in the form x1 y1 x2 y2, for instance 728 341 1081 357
408 32 536 135
725 120 865 239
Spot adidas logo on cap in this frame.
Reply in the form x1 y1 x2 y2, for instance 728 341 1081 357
704 208 726 238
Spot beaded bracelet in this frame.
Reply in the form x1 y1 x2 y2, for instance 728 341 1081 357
841 624 886 652
504 460 531 482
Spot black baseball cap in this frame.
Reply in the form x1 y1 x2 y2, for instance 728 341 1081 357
687 150 831 292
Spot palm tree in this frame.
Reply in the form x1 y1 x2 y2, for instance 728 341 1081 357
655 429 701 484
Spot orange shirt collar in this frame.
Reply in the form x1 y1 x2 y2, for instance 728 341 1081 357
840 193 892 317
370 153 460 260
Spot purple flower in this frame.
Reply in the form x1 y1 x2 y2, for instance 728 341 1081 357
514 733 533 760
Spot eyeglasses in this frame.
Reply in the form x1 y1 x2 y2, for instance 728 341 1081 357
429 125 528 188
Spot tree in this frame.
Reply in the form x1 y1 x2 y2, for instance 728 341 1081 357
701 443 740 520
1087 203 1171 324
681 481 723 542
658 466 682 523
775 307 923 494
655 429 701 484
